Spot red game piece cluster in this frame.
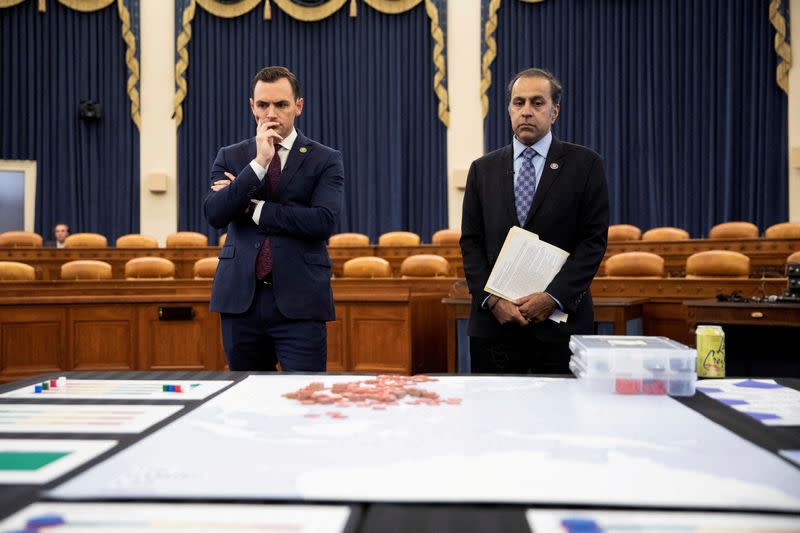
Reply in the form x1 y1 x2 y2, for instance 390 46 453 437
284 375 462 418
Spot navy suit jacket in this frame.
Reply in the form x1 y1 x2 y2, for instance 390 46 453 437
460 137 609 340
204 131 344 321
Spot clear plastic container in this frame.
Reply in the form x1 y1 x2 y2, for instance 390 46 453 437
569 335 697 396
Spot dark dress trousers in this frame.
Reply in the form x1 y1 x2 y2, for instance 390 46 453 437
460 138 609 372
204 131 344 370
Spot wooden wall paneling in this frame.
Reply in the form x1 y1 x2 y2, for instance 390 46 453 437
0 306 66 381
348 303 411 374
641 302 692 345
409 294 449 374
136 304 219 370
67 305 137 370
325 305 349 373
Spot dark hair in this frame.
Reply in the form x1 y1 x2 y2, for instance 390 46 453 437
507 68 562 106
54 222 69 230
251 66 301 100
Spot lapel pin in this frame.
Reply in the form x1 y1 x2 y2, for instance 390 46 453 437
299 147 308 153
550 162 559 170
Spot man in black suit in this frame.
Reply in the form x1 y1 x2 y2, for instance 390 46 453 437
204 66 344 372
460 68 609 374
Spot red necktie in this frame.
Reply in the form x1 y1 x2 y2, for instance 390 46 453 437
255 148 281 280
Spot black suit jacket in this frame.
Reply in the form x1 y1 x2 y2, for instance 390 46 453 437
460 137 609 340
204 131 344 320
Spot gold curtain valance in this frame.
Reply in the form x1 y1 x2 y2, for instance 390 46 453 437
363 0 420 14
54 0 115 11
196 0 261 18
175 0 449 127
0 0 26 8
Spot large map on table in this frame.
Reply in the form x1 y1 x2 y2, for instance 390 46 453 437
51 375 800 511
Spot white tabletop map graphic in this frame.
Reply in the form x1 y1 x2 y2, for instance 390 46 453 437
50 375 800 511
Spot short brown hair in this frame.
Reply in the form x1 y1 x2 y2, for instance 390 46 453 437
507 68 562 106
251 66 301 100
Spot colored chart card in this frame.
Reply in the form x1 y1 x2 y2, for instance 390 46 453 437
0 502 352 533
526 508 800 532
0 439 116 484
0 379 233 401
0 404 183 434
50 375 800 512
696 379 800 426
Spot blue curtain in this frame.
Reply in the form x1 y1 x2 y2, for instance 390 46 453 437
485 0 788 238
0 1 140 241
178 4 447 244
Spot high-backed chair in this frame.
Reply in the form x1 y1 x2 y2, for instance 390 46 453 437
686 250 750 279
788 251 800 265
399 254 450 278
64 233 108 248
378 231 421 247
329 232 370 247
0 261 36 281
125 257 176 280
641 227 690 241
765 222 800 239
166 231 208 248
431 229 461 245
607 224 641 242
0 231 43 248
218 233 227 247
603 252 664 278
116 234 158 248
708 222 759 240
342 257 392 278
60 260 112 280
193 257 219 279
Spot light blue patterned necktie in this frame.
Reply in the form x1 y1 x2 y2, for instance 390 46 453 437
514 147 538 225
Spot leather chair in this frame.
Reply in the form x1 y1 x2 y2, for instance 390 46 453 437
329 232 370 247
787 251 800 266
686 250 750 279
193 257 219 279
60 260 112 280
165 231 208 248
0 231 43 247
342 257 392 278
641 227 690 241
0 261 36 281
431 229 461 245
64 233 108 248
607 224 641 242
219 233 227 247
116 234 158 248
708 222 759 240
378 231 421 247
603 252 664 277
765 222 800 239
125 257 176 280
400 254 450 278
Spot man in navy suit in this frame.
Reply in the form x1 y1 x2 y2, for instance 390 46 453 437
460 68 609 374
204 66 344 372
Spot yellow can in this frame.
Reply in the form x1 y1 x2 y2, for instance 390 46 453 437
696 325 725 378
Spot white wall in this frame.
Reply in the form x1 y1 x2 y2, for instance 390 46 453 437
137 1 800 237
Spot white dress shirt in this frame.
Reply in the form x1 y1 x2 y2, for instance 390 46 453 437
249 127 298 223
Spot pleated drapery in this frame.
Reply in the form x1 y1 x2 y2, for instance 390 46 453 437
483 0 788 238
178 2 448 243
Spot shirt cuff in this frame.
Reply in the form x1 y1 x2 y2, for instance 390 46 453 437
545 292 563 311
481 294 493 310
251 200 265 224
249 159 267 181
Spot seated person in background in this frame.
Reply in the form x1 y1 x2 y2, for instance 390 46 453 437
46 223 70 248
